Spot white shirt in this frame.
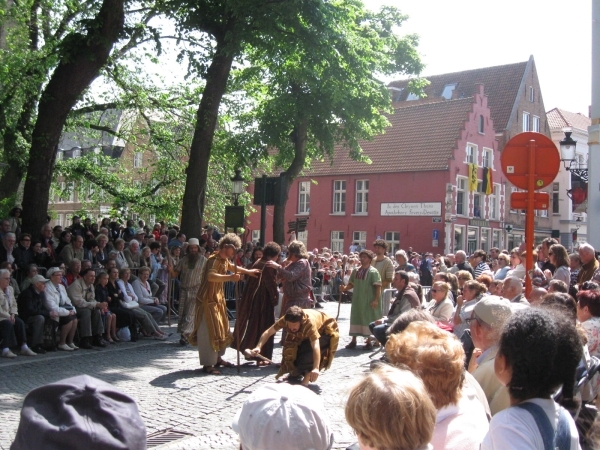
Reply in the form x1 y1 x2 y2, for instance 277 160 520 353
481 398 580 450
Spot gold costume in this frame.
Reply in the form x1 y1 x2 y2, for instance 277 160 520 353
187 253 234 353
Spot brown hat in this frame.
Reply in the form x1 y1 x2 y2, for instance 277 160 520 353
11 375 147 450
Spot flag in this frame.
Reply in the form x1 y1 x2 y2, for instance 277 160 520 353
468 163 478 192
482 167 493 195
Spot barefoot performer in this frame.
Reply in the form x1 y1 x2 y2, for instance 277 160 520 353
249 306 339 386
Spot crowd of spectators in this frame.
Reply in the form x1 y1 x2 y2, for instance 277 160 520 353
0 214 222 355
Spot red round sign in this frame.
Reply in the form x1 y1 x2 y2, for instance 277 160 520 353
500 132 560 190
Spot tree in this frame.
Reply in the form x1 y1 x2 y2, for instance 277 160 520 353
228 3 426 243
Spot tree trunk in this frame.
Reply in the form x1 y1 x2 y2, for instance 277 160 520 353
20 0 124 235
273 117 309 244
180 38 235 238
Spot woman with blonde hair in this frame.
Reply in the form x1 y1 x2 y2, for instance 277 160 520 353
453 280 487 338
345 365 436 450
425 281 454 321
386 321 489 449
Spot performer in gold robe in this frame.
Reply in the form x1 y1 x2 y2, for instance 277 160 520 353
186 234 260 375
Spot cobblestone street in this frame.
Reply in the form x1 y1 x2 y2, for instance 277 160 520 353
0 302 373 449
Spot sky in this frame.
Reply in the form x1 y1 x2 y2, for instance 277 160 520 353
364 0 592 116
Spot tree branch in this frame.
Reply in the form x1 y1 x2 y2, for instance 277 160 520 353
71 102 120 115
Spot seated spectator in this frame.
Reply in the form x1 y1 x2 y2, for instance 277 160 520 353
140 246 151 268
578 243 598 285
569 252 582 287
101 268 136 341
232 383 333 450
488 279 503 296
38 225 58 267
113 239 128 269
59 234 84 266
528 287 548 306
577 289 600 360
148 242 166 299
19 264 38 292
472 249 491 278
43 267 78 351
0 261 21 296
456 270 473 290
0 269 36 358
64 258 82 286
493 253 511 280
369 270 420 346
547 244 571 285
67 268 107 349
7 206 22 236
132 267 166 323
481 308 582 448
83 239 100 267
95 233 110 267
17 274 53 354
502 277 529 305
345 365 436 450
505 248 526 280
386 320 489 449
11 374 146 449
453 280 487 339
425 281 454 322
124 239 142 270
92 271 117 344
548 279 569 294
54 230 72 257
116 268 167 340
467 295 512 415
0 232 16 267
13 234 34 273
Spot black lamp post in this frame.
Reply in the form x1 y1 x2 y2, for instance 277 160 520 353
231 169 244 206
560 131 588 182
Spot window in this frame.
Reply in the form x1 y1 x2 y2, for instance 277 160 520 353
353 231 367 249
522 112 530 132
332 180 346 214
298 181 310 214
456 177 467 216
56 152 63 161
406 92 419 101
509 186 518 214
482 148 492 168
441 83 457 100
389 87 403 102
466 144 477 164
251 230 260 243
529 86 535 102
532 116 540 132
72 148 81 158
489 185 499 220
133 152 143 168
478 115 484 134
492 229 501 249
331 231 345 253
467 227 478 254
454 226 465 252
552 182 560 214
355 180 369 214
385 232 400 254
473 182 483 218
55 214 63 227
480 228 490 252
66 182 75 203
539 208 548 218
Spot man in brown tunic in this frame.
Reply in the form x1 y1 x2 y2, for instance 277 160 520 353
231 242 280 364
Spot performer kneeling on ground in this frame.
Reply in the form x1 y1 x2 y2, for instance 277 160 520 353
249 306 339 386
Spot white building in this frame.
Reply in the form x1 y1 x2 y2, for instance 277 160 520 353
547 108 590 251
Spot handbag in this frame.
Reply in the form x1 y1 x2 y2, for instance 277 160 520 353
120 300 139 309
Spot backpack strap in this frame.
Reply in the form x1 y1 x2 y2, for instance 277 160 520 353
515 402 571 450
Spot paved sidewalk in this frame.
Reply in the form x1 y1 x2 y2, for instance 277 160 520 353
0 302 375 449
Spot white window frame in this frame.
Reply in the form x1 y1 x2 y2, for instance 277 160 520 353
56 214 64 227
492 229 501 249
522 112 530 132
385 231 400 254
489 184 500 220
133 152 143 168
478 115 484 134
480 227 491 252
353 231 367 249
553 182 560 215
441 83 457 100
72 149 81 158
331 231 345 253
467 226 479 254
482 148 493 169
453 225 465 252
532 116 540 132
473 182 484 218
529 86 535 102
298 181 310 214
456 177 467 216
355 180 369 214
465 143 478 164
251 230 260 243
332 180 346 214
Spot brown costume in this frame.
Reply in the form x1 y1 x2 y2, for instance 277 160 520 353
231 259 279 359
272 309 339 379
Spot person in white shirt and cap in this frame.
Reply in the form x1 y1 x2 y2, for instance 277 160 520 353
232 382 334 450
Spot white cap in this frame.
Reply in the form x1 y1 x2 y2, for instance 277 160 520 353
232 383 333 450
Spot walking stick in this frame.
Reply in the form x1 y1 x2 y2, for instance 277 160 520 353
235 259 241 374
335 264 346 321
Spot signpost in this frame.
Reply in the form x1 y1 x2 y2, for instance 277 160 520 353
500 132 560 296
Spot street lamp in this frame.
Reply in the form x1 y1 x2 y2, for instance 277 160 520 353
230 169 244 206
560 131 588 182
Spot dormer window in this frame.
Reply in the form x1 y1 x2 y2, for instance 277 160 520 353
71 147 81 158
441 83 457 100
406 92 419 101
389 87 404 102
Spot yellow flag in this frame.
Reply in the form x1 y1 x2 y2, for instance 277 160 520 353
468 163 478 192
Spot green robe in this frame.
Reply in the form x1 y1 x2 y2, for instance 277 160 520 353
349 266 382 336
